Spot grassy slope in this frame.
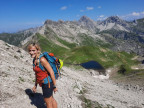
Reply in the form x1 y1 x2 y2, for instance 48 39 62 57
77 33 112 48
35 33 139 75
56 36 77 49
36 33 68 59
64 46 139 73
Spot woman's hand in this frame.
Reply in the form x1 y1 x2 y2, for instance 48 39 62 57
53 87 58 93
32 86 37 93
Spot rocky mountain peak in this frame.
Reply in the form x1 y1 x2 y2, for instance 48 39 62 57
1 16 144 56
79 16 93 22
58 19 64 24
106 16 122 23
97 16 130 31
44 19 54 25
78 16 97 30
102 16 128 25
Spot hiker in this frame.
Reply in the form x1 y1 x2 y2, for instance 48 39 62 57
28 43 57 108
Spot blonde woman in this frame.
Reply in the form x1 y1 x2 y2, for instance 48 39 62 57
28 43 57 108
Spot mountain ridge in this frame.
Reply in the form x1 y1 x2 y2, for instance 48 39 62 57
0 16 144 55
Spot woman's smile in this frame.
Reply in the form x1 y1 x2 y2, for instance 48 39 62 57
29 46 38 58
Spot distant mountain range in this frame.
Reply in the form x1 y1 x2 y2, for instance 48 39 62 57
0 16 144 55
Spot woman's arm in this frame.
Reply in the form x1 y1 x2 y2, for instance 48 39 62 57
34 75 37 87
40 57 56 86
32 75 37 93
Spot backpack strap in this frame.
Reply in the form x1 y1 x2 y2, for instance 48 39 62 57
56 62 61 77
38 52 55 72
38 53 52 88
38 53 45 71
33 56 41 68
33 58 35 68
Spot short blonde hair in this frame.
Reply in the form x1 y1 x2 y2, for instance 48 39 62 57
27 43 41 54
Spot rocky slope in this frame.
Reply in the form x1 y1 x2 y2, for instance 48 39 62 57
97 16 131 32
0 41 144 108
1 16 144 55
28 16 144 55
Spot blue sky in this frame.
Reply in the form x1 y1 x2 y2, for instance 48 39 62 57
0 0 144 33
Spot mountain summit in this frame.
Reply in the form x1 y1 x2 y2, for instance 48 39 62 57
78 16 97 30
79 16 93 23
97 16 130 31
0 16 144 55
104 16 124 23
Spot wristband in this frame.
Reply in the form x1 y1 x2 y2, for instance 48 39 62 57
53 85 56 89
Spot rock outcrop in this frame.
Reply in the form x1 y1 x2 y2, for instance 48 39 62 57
0 40 144 108
1 16 144 55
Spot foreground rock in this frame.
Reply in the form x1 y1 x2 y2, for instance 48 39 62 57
55 67 144 108
0 40 144 108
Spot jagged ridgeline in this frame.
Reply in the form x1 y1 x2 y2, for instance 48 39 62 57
0 16 144 75
0 32 32 46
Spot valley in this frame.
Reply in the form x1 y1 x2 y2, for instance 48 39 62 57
0 15 144 108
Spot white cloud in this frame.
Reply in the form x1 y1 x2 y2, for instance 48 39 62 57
42 21 45 24
121 11 144 20
80 10 84 12
132 12 140 16
60 6 67 10
97 15 107 20
97 17 107 21
141 11 144 14
98 6 101 9
99 15 104 18
76 15 80 17
80 6 94 12
86 7 94 10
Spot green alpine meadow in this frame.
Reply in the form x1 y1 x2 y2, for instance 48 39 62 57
34 33 141 76
0 16 144 84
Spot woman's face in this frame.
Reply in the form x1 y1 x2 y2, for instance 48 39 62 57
29 46 39 58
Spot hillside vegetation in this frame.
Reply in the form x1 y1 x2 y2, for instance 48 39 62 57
0 16 144 77
35 33 140 75
0 32 32 46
